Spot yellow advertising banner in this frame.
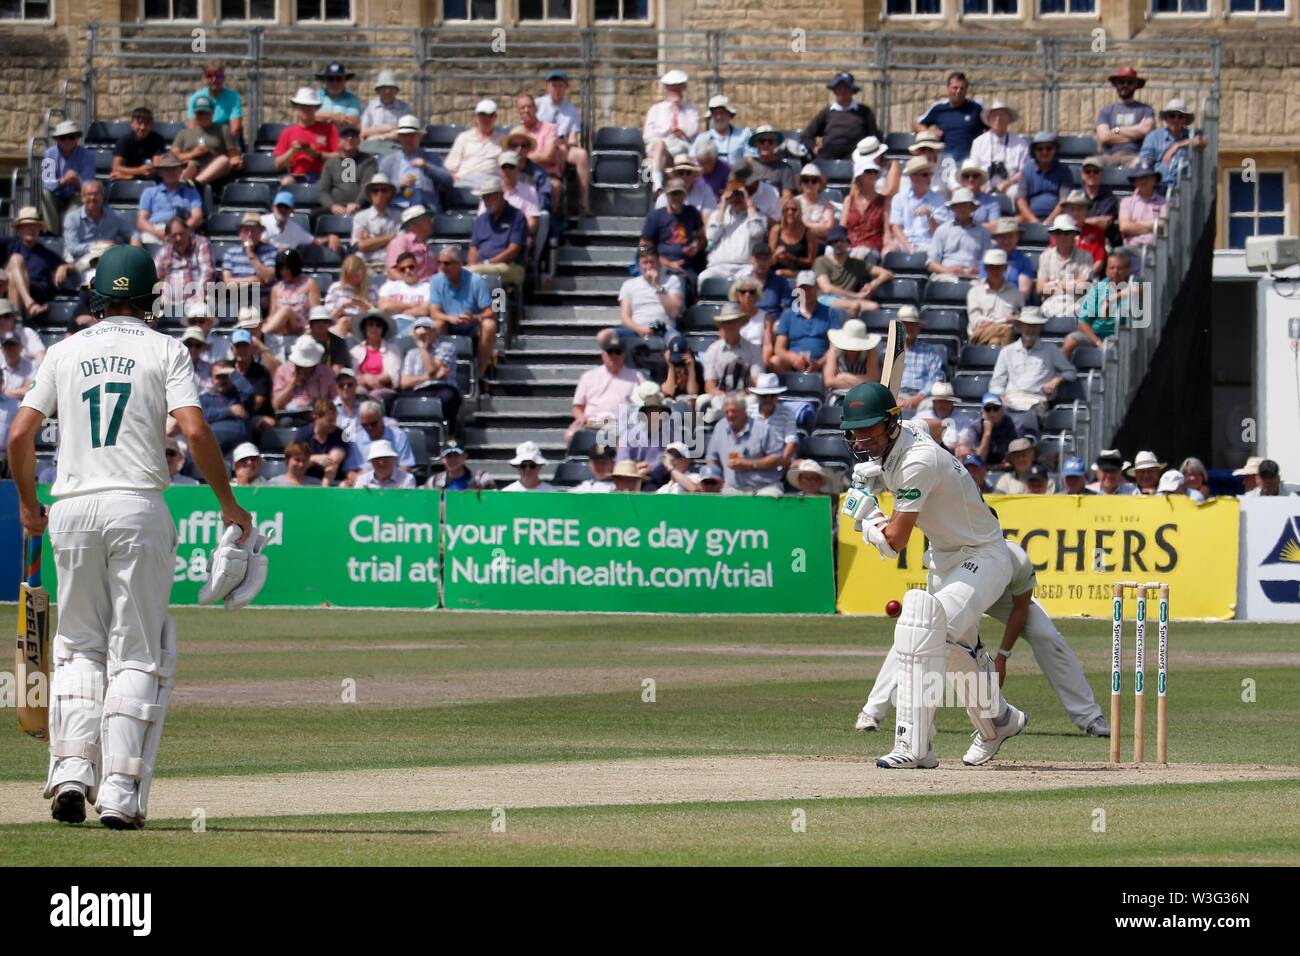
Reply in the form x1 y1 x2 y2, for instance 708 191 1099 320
836 494 1239 620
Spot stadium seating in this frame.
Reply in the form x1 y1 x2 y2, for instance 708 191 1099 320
553 460 592 487
422 124 464 149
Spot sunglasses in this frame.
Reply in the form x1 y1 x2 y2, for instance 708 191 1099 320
736 289 758 296
1033 145 1055 151
518 462 540 470
800 177 820 184
983 404 1002 412
756 138 777 145
500 163 516 170
912 171 932 178
961 173 983 179
205 71 224 79
398 264 418 272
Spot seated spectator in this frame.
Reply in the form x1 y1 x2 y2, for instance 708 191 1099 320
264 249 319 337
823 318 881 395
1015 133 1071 224
200 359 254 453
503 125 555 214
354 439 417 489
1058 192 1106 272
736 245 791 352
661 336 702 400
503 441 556 492
1078 156 1121 246
110 106 167 181
642 178 707 275
153 216 214 309
962 452 993 494
1 208 73 319
903 129 956 196
1063 252 1137 362
975 392 1023 470
345 399 416 476
969 99 1028 198
231 442 265 487
426 443 493 490
654 157 714 211
172 95 243 187
1095 66 1154 168
570 443 617 494
1179 456 1213 502
272 336 337 412
183 300 232 364
610 459 645 493
467 176 528 289
274 88 339 184
40 119 95 232
655 442 703 495
234 306 282 374
378 251 432 324
617 381 674 484
693 139 730 206
841 161 890 261
427 245 497 379
486 151 542 243
2 335 35 398
1057 456 1093 495
888 158 947 253
262 191 319 252
1126 450 1165 495
814 224 891 316
293 399 352 485
795 164 835 244
446 99 504 189
770 196 816 279
348 176 401 274
694 462 726 493
733 159 781 226
535 70 592 216
189 60 244 146
1087 448 1139 495
385 205 438 281
1037 215 1096 318
984 217 1035 300
748 372 799 468
701 180 768 282
0 299 44 366
916 71 986 165
304 305 351 370
269 440 321 486
619 246 685 343
319 125 378 215
1234 457 1263 494
956 162 1002 228
1156 468 1204 504
694 94 750 165
994 438 1054 494
333 366 361 437
772 270 842 372
966 249 1024 344
513 93 564 212
229 327 274 436
136 154 203 247
643 70 700 192
786 459 832 497
399 316 461 427
361 69 413 145
749 126 796 198
349 309 402 401
703 305 763 395
179 328 211 391
379 115 454 213
567 328 644 440
316 62 362 128
894 305 949 408
705 393 786 496
63 181 133 272
801 71 880 162
1140 98 1205 189
920 380 962 446
221 213 278 289
990 308 1075 416
165 436 198 486
1247 459 1292 497
1119 161 1166 253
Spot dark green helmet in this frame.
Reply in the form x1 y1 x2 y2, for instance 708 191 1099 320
89 245 159 316
840 382 901 430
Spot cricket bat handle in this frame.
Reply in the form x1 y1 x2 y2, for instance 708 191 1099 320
25 532 42 589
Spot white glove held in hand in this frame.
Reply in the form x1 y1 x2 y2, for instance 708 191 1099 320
225 530 269 610
198 524 250 605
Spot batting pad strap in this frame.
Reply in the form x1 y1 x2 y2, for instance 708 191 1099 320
52 740 100 762
103 695 163 723
102 755 148 780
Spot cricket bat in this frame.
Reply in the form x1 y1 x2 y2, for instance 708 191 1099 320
879 319 907 401
16 533 50 740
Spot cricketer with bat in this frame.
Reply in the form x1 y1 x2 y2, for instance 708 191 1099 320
7 245 254 829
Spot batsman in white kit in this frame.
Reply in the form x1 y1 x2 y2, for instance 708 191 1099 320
839 382 1028 768
6 245 262 830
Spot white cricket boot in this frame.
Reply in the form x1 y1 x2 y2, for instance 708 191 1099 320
854 710 880 732
963 703 1029 766
1084 716 1111 737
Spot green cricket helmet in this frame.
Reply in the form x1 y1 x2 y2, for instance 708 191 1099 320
89 244 159 316
840 381 902 462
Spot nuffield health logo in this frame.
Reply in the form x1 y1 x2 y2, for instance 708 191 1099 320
1259 515 1300 605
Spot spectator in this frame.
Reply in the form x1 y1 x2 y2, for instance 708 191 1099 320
379 115 454 213
1 208 72 318
894 305 949 408
293 395 353 486
428 244 497 379
2 335 34 398
969 99 1028 198
641 177 706 275
63 181 133 272
231 442 266 487
427 443 493 490
1087 448 1139 495
487 151 542 244
345 399 415 476
349 310 402 401
920 380 961 446
661 337 703 400
1140 98 1205 189
747 372 799 468
1248 459 1292 497
188 60 244 145
694 94 750 165
349 175 402 272
0 299 44 366
165 436 198 486
570 443 617 494
229 328 274 436
619 247 684 343
1126 451 1165 495
608 459 645 493
1058 456 1093 495
1038 215 1096 318
655 443 703 495
446 99 504 189
235 306 282 375
153 216 214 308
975 392 1023 469
1156 469 1204 504
916 71 986 165
1179 456 1213 502
1058 191 1105 272
221 213 278 288
905 129 956 197
264 249 319 337
513 93 562 212
1016 132 1071 224
987 308 1071 416
994 438 1054 494
786 459 832 497
136 154 203 247
272 336 337 412
110 106 167 181
503 125 555 214
643 70 700 192
701 180 768 283
772 271 842 373
966 249 1024 344
654 158 714 211
887 157 946 253
269 441 321 487
956 162 1002 228
801 71 880 162
1095 66 1155 168
814 224 891 316
503 441 555 492
304 305 351 370
748 126 796 198
983 217 1036 300
361 70 413 144
316 62 363 128
39 119 96 231
794 164 836 245
318 125 378 215
199 359 254 453
385 205 438 281
183 300 233 364
736 246 792 354
172 95 243 187
535 70 592 216
703 304 764 395
567 329 643 440
274 88 339 184
1079 156 1121 247
706 393 786 496
399 316 461 426
693 139 731 206
178 327 212 392
1063 252 1137 362
770 196 815 280
928 188 992 277
1119 161 1166 253
467 176 528 289
378 251 433 324
333 367 362 437
261 191 318 252
694 463 727 494
963 452 993 494
354 439 417 489
732 159 782 226
1234 457 1263 494
823 318 881 394
617 381 673 484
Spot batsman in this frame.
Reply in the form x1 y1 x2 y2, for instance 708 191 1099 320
840 381 1029 768
6 246 259 829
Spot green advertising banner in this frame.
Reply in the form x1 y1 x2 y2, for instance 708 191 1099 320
442 491 836 614
38 486 441 609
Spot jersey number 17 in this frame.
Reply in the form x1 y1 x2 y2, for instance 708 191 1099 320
81 382 133 448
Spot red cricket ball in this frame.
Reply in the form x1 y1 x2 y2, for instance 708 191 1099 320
886 600 902 618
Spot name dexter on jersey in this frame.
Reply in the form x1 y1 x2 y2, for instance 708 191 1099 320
80 356 137 378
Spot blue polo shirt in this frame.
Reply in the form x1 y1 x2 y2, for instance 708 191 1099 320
775 303 843 360
1020 160 1073 220
470 204 528 263
139 182 203 226
428 268 492 317
188 87 243 126
917 99 987 163
755 271 793 319
979 248 1036 284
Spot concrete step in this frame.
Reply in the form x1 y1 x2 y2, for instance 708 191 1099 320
511 334 602 353
491 363 585 384
556 246 634 267
565 216 645 241
464 426 568 448
545 274 628 294
477 395 575 414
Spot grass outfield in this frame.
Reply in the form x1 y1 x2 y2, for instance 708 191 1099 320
2 610 1297 865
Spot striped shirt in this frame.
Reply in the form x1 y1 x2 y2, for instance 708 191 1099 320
221 240 278 279
895 339 947 396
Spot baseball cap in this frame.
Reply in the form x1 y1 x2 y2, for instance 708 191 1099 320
231 442 261 464
1061 456 1086 478
1026 462 1050 481
668 337 688 362
441 443 465 457
699 464 724 481
192 94 215 113
272 190 296 208
231 329 253 345
981 392 1003 408
962 453 986 469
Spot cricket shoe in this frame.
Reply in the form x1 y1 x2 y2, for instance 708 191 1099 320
854 710 880 732
875 747 939 769
962 704 1029 766
99 808 145 831
51 783 87 825
1084 716 1111 738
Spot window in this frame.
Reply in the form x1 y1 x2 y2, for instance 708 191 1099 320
1039 0 1095 13
141 0 198 18
964 0 1018 13
295 0 350 21
443 0 498 18
595 0 649 19
886 0 943 14
0 0 52 19
1149 0 1207 14
1227 171 1286 250
519 0 573 19
1229 0 1285 11
221 0 276 18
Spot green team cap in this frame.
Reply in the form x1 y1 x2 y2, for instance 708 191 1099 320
840 381 901 430
89 244 159 315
